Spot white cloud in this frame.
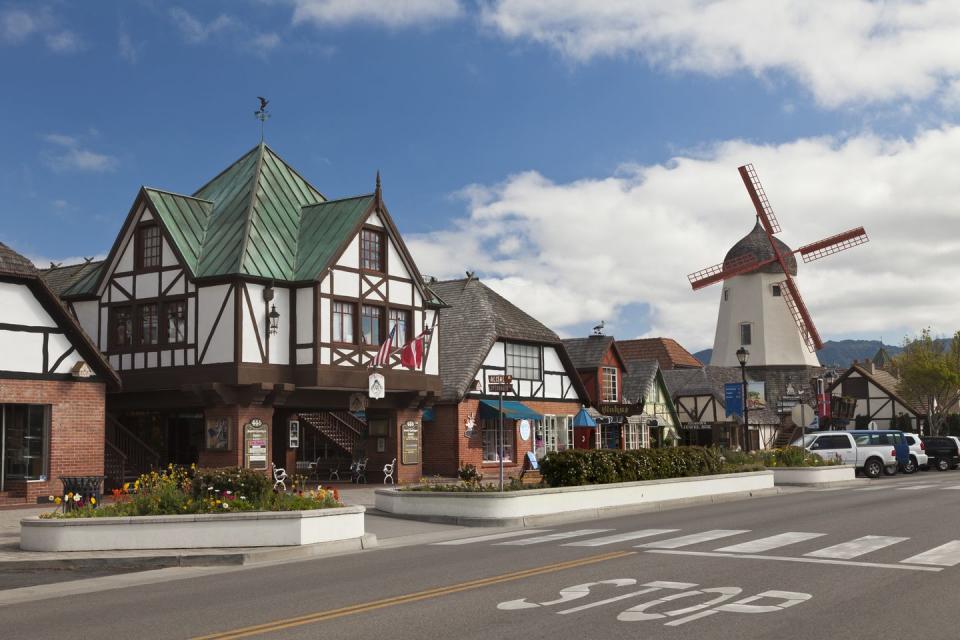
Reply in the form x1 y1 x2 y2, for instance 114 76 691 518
480 0 960 107
0 6 82 53
118 29 144 63
408 126 960 352
252 32 282 52
169 7 237 43
291 0 463 28
42 133 117 173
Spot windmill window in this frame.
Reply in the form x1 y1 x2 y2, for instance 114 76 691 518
740 322 752 346
360 229 385 272
723 289 729 301
137 224 162 270
772 285 782 297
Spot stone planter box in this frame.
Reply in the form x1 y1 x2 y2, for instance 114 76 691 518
20 506 365 552
375 471 773 525
771 465 857 487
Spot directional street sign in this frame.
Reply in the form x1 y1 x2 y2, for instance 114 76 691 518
489 374 513 384
489 384 513 392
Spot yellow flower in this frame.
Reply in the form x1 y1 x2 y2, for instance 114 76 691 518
123 482 130 491
90 497 96 505
54 497 62 505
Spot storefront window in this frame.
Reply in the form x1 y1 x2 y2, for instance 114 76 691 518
2 404 49 481
483 420 514 462
596 421 621 450
539 415 572 457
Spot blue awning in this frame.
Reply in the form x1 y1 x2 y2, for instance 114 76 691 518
478 400 544 421
573 407 597 428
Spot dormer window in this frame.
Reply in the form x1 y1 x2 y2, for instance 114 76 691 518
601 366 618 403
137 224 162 270
360 229 385 272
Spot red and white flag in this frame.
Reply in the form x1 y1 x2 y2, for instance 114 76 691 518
400 328 431 370
372 324 397 368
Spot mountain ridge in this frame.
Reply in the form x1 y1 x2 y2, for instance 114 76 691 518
693 339 903 369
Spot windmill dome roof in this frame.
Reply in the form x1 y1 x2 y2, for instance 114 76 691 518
723 220 797 276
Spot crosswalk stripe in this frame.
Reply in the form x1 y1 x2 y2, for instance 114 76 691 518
495 529 613 546
896 484 937 491
433 529 552 545
715 532 826 553
805 535 908 559
854 486 887 492
563 529 680 547
901 541 960 566
941 486 960 490
637 530 750 549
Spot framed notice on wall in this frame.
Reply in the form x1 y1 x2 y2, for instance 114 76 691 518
244 419 269 471
205 418 230 451
401 421 420 465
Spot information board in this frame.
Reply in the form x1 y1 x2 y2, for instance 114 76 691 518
244 419 269 470
401 421 420 465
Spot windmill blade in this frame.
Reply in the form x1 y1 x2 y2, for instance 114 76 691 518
796 227 869 263
738 164 781 235
687 253 776 290
777 276 823 352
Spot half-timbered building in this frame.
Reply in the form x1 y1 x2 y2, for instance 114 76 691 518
829 360 924 432
47 144 441 484
1 242 119 504
421 277 588 478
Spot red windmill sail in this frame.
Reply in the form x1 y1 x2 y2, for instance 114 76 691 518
687 164 869 353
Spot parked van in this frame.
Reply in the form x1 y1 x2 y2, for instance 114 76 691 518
795 431 900 479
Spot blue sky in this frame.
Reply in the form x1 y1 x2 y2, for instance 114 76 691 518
3 1 960 350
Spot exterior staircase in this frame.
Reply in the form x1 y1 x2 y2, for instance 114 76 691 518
771 424 804 449
104 415 161 489
299 411 367 456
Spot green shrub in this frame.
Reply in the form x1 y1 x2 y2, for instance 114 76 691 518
539 447 724 488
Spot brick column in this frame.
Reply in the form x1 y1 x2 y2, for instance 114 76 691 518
199 405 275 470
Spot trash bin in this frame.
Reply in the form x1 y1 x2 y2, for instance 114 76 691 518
59 475 104 511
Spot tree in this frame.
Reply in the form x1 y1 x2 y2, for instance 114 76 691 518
894 329 960 435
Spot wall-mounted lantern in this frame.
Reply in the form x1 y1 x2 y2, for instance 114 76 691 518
268 304 280 336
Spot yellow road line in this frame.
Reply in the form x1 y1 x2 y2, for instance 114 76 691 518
193 550 635 640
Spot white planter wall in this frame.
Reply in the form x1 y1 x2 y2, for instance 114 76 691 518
375 472 773 521
771 465 856 486
20 506 364 552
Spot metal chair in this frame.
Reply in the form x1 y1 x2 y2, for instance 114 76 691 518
383 458 397 485
271 463 288 492
352 457 368 484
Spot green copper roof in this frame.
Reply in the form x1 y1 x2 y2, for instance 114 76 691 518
192 144 326 280
295 195 374 280
143 188 212 273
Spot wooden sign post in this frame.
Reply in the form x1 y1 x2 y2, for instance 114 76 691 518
488 374 513 491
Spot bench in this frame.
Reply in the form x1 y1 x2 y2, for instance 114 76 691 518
308 458 352 482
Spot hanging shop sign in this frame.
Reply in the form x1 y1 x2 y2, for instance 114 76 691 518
401 421 421 465
518 419 531 441
464 413 477 438
244 419 269 471
350 392 369 413
368 373 385 400
597 402 644 417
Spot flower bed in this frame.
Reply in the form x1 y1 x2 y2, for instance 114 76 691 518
21 465 364 552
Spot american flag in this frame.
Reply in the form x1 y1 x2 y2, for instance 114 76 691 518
372 324 397 368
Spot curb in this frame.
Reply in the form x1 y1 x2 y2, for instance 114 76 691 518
371 487 784 528
0 533 378 571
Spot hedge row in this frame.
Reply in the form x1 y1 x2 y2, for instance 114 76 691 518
538 447 725 487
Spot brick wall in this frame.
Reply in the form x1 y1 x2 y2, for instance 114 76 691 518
425 398 582 481
0 378 106 503
199 405 275 471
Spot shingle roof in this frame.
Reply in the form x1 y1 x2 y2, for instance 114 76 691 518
617 338 702 370
429 278 579 402
723 221 797 276
662 366 781 426
41 260 103 296
0 242 37 277
562 336 615 370
623 359 660 404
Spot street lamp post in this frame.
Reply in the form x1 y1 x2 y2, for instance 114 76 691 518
736 347 750 451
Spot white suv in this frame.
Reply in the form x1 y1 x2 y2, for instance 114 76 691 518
902 433 929 473
795 432 898 479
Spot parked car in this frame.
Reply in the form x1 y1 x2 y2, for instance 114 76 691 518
794 431 898 479
848 430 911 476
921 436 960 471
902 433 929 473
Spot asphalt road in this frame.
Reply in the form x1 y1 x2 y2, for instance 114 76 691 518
4 472 960 639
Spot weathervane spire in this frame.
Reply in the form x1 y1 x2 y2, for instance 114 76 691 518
254 96 270 143
375 170 382 207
